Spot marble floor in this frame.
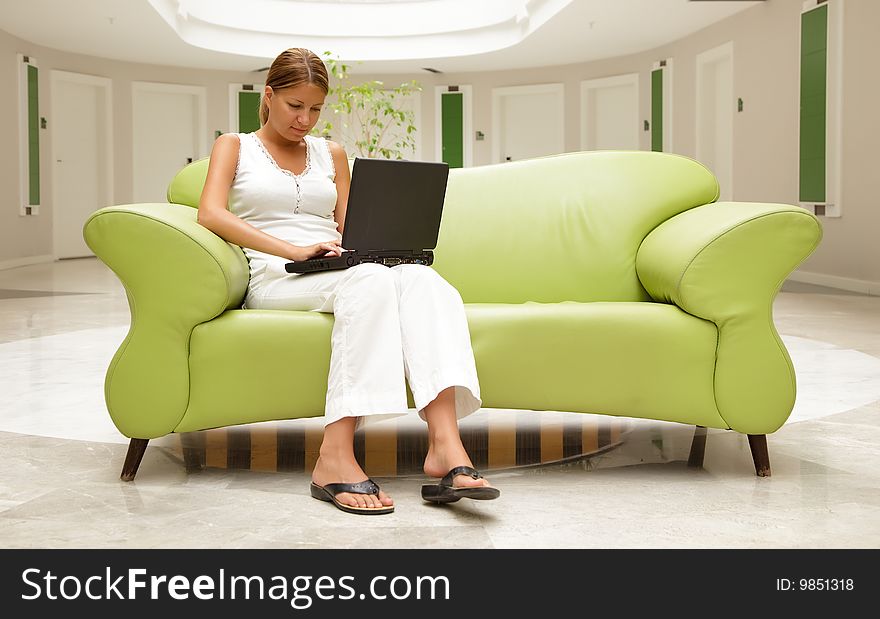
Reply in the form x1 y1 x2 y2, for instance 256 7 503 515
1 257 879 549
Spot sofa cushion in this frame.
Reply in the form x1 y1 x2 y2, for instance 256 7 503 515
466 301 723 428
169 152 719 306
433 151 719 304
167 157 209 208
177 300 723 433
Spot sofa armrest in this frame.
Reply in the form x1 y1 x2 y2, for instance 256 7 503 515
636 202 822 317
636 201 822 434
83 202 249 438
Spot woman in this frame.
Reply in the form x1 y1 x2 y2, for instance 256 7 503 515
198 48 499 515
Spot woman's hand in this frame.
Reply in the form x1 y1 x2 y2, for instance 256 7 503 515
289 242 346 262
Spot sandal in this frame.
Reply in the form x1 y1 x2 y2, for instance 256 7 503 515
421 465 501 503
310 479 394 515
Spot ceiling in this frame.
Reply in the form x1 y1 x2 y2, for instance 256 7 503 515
0 0 764 74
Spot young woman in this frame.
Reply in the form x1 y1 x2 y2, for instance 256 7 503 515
198 48 499 515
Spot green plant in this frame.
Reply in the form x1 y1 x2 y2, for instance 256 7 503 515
314 51 421 160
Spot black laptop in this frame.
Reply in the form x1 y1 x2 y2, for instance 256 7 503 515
284 157 449 274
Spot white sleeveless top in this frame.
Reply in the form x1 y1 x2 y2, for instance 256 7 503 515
228 132 341 289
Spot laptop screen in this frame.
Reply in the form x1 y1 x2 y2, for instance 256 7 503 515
341 158 449 253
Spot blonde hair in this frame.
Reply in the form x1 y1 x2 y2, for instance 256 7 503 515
259 48 330 126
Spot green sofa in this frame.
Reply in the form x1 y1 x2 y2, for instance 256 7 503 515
83 151 822 480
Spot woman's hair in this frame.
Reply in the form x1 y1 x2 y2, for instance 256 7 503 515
259 48 329 125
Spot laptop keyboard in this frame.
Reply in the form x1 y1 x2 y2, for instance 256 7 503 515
302 251 432 267
307 251 350 261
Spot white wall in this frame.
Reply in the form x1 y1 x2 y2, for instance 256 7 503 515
0 28 257 267
1 0 877 289
647 0 879 292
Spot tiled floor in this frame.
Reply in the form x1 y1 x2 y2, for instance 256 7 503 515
1 257 878 548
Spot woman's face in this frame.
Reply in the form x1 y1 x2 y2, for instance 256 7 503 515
265 82 326 141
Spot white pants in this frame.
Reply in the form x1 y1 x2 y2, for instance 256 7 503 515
245 262 482 429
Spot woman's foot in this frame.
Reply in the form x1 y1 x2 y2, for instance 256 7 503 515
422 387 494 490
423 442 493 489
311 448 393 510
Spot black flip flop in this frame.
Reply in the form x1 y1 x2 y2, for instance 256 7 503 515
310 479 394 515
421 465 501 503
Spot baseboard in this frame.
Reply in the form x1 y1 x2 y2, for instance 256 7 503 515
0 254 55 272
788 269 880 296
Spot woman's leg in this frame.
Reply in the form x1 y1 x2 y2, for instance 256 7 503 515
311 416 393 509
422 387 492 488
391 265 489 487
250 263 407 509
393 264 481 422
311 264 413 508
320 264 410 426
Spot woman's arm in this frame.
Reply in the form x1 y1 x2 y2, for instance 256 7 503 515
197 134 340 261
329 140 350 237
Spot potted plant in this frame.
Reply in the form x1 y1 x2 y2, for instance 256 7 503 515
315 51 421 160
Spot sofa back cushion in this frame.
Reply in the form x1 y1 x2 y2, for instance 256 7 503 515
432 151 719 303
167 157 209 207
167 153 360 208
168 151 719 304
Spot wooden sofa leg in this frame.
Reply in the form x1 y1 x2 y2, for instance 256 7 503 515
687 426 708 468
121 438 149 481
747 434 771 477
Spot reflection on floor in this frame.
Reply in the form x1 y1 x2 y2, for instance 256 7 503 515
0 288 96 299
1 258 879 549
173 413 630 477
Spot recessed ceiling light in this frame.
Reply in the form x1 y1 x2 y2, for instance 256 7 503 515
148 0 573 62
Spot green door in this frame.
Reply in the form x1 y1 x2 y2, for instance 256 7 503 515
799 5 827 203
651 68 663 153
238 91 262 133
441 92 464 168
27 63 40 205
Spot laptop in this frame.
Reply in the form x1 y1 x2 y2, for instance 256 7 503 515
284 157 449 274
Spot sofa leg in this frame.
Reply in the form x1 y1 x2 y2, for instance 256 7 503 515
687 426 708 468
747 434 771 477
121 438 149 481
